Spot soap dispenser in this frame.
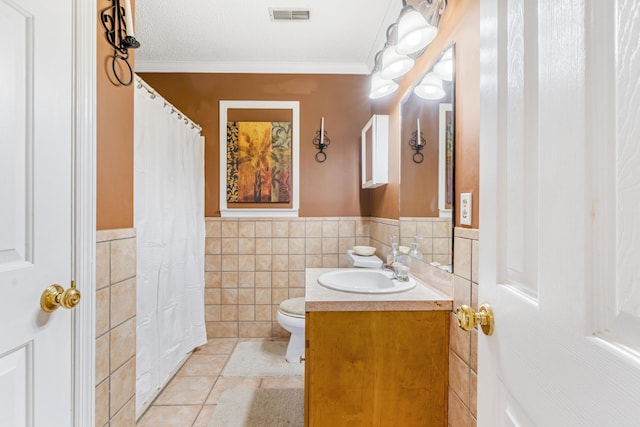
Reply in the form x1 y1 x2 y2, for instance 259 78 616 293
386 236 400 266
409 237 423 261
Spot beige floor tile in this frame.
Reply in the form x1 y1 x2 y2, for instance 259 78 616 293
260 377 304 389
141 336 307 425
137 405 201 427
177 354 229 377
205 377 262 405
154 376 216 406
192 405 217 427
195 338 238 354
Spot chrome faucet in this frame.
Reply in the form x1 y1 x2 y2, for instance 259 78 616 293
382 263 410 282
382 263 394 272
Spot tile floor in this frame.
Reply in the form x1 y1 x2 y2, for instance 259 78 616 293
136 338 304 427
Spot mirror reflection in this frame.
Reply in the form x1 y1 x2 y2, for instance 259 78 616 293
399 43 455 272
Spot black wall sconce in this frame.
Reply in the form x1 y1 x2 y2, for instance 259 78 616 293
100 0 141 86
409 118 426 163
313 116 331 163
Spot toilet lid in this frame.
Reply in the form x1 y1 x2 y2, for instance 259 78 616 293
278 297 306 319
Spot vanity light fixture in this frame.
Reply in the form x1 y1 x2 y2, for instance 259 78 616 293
370 71 400 100
100 0 141 86
368 0 447 100
414 72 446 100
409 117 426 163
433 47 454 81
396 8 438 55
313 116 331 163
379 45 415 80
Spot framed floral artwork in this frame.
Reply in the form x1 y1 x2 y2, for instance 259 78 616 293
219 101 300 217
226 121 292 203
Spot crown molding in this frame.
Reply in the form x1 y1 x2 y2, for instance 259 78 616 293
134 60 372 75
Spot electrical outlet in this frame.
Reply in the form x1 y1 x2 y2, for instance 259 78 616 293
460 193 472 225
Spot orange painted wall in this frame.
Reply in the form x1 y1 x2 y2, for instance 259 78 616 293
453 2 480 229
96 0 477 227
96 0 135 230
136 73 373 217
371 0 480 228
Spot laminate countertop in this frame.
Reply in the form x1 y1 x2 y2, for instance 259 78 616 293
305 268 452 312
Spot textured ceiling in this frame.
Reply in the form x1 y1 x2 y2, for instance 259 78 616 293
134 0 401 74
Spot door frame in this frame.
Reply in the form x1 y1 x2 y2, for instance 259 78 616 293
72 0 96 425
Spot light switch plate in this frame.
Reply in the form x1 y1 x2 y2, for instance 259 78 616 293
460 193 472 225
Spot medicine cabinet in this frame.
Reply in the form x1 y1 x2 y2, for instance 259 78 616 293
361 114 389 189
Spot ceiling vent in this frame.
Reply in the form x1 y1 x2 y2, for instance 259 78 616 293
269 8 310 21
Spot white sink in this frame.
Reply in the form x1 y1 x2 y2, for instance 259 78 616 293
317 268 416 294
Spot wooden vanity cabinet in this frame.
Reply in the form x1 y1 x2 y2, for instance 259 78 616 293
304 310 449 427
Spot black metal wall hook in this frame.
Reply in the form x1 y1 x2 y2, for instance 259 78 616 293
100 0 141 86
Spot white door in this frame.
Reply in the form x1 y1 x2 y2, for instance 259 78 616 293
478 0 640 425
0 0 75 425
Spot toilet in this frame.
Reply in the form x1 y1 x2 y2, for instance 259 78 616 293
276 297 306 363
277 250 384 363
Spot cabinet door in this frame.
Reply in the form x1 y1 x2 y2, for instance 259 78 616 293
306 311 448 427
361 115 389 188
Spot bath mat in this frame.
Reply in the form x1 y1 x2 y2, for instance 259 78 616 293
222 341 304 377
208 387 303 427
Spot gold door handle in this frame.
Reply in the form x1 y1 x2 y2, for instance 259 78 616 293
455 304 494 336
40 281 81 312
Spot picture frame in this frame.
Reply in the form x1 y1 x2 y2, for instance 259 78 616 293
438 103 453 218
219 100 300 217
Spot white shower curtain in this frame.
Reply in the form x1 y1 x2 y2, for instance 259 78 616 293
134 82 207 412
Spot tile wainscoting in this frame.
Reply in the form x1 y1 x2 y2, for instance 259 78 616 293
96 228 137 427
204 216 456 339
449 227 479 427
203 217 371 338
370 217 452 267
370 217 454 296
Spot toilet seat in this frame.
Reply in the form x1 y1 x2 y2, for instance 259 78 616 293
278 297 305 319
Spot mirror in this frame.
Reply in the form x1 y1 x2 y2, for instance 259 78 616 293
399 43 455 272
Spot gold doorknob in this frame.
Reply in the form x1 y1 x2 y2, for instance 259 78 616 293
40 281 81 312
455 304 494 336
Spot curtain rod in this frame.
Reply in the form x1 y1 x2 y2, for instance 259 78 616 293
134 74 202 132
